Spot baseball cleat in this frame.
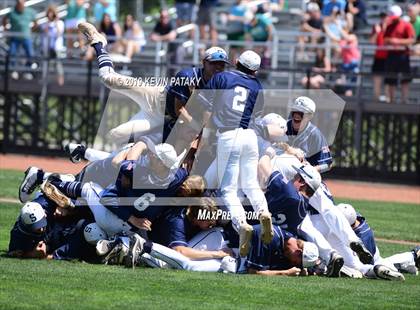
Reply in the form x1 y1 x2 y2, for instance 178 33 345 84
350 241 373 264
78 22 107 47
220 256 238 273
239 223 253 257
374 265 405 281
125 233 146 269
326 251 344 278
64 143 86 163
396 264 418 275
19 167 44 203
41 181 75 209
339 265 363 278
259 211 274 244
96 238 118 256
413 246 420 269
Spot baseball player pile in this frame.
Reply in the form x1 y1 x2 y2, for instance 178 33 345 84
7 22 420 281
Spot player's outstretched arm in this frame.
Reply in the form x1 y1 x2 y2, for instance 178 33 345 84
257 155 272 189
248 267 302 276
172 245 231 260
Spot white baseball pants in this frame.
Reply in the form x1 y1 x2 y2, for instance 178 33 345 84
99 66 165 141
217 128 268 229
141 228 228 272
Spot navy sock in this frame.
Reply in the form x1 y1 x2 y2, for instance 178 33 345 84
144 241 153 254
92 42 113 69
49 179 83 199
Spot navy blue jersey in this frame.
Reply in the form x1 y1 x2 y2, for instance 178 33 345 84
286 120 332 167
265 171 308 235
353 215 376 262
199 70 264 130
8 194 56 254
100 160 188 223
246 224 293 271
165 67 205 119
52 220 99 263
149 208 200 248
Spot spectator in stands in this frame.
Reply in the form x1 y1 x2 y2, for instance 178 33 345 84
323 6 346 44
322 0 345 17
100 13 121 50
370 12 388 102
246 5 273 68
197 0 219 45
41 5 65 86
150 9 178 65
408 3 420 41
299 2 323 58
301 38 333 89
345 0 367 31
150 9 177 43
93 0 117 25
65 0 87 57
383 5 416 103
226 0 249 60
175 0 197 27
120 14 146 60
2 0 37 80
339 29 360 97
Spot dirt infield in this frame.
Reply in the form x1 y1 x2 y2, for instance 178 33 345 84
1 153 419 205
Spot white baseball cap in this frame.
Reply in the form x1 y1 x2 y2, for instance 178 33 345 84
302 241 319 268
204 46 229 64
84 222 108 245
292 164 321 192
291 96 316 114
307 2 320 12
336 203 357 226
145 139 187 170
388 5 402 18
261 113 287 129
237 50 261 71
20 202 47 230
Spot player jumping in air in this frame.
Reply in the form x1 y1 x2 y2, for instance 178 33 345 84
197 50 273 257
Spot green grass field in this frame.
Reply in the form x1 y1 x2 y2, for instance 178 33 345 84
0 169 419 309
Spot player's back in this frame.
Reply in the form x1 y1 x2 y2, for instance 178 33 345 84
246 224 291 271
203 70 264 130
265 171 307 234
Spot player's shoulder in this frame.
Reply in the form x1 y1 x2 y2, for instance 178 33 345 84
176 67 201 78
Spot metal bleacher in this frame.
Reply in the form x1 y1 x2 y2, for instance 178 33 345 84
0 0 419 104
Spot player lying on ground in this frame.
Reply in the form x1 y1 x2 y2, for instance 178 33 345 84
260 151 374 268
337 203 420 275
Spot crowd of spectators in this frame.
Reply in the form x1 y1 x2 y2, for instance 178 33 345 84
1 0 419 103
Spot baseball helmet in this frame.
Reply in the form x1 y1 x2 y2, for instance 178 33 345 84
204 47 229 64
237 50 261 71
292 164 321 192
291 96 316 114
84 222 107 245
336 203 357 226
20 202 47 231
261 113 287 129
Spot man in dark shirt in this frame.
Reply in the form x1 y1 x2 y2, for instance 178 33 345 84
150 9 177 42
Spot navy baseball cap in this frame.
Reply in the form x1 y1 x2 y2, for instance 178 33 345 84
204 47 229 64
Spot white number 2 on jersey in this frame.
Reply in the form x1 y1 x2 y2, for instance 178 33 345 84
134 193 156 211
232 86 248 112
